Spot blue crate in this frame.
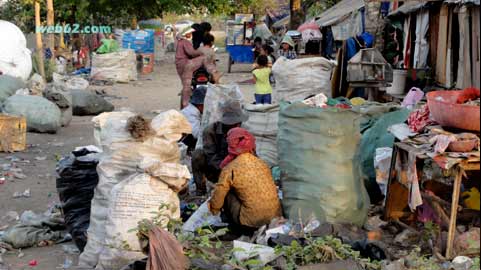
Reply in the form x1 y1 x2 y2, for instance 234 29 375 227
122 29 154 53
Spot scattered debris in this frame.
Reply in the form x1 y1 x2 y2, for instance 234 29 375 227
12 189 30 198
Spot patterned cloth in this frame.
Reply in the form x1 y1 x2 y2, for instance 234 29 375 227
277 49 297 60
209 153 282 228
220 128 256 168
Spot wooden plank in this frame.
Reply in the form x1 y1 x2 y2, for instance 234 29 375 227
436 4 449 85
460 162 481 171
0 115 27 152
446 167 463 259
395 142 429 159
471 7 480 89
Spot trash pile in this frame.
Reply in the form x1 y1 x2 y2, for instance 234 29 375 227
0 72 114 135
79 110 192 269
56 146 101 251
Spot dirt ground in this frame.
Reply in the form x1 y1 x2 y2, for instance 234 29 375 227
0 52 255 270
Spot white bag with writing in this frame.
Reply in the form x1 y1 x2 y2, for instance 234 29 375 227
96 173 182 269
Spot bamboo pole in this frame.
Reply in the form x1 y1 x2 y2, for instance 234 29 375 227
35 0 46 80
46 0 55 65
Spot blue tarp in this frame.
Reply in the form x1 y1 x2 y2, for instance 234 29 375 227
122 29 155 54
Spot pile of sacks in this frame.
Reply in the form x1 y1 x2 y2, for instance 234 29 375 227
79 110 192 269
90 49 137 83
0 72 114 133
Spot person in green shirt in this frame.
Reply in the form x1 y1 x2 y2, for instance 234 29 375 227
252 55 272 104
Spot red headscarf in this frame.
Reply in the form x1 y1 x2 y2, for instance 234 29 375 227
220 127 256 168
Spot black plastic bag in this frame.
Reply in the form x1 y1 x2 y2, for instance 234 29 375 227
56 147 100 251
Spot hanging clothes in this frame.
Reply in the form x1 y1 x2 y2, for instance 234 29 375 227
413 10 429 69
381 2 391 17
323 28 335 58
403 15 412 69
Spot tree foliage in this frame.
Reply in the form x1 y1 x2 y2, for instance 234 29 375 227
0 0 235 31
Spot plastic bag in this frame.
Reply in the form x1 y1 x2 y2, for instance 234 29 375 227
96 39 120 54
71 89 114 116
242 104 280 167
2 94 61 133
91 49 137 83
278 102 369 226
97 174 182 269
56 147 101 251
80 111 191 269
44 84 73 127
92 111 137 153
0 74 26 104
182 201 224 232
374 147 393 197
0 20 32 81
272 57 335 103
196 83 243 149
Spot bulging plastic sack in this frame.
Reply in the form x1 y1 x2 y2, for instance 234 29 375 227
242 103 280 167
196 83 244 149
2 94 61 133
0 20 33 81
0 74 26 104
278 102 369 226
272 57 335 103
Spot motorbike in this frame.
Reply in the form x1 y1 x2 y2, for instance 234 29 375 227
191 67 213 91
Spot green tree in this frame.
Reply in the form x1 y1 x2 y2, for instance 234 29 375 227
0 0 233 31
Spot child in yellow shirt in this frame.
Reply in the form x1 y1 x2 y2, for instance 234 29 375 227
252 55 272 104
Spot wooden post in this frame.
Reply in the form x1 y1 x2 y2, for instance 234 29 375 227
35 0 46 80
290 0 302 30
46 0 55 65
446 167 463 259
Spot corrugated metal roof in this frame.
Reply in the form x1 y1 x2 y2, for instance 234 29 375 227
315 0 365 27
444 0 480 4
388 1 426 16
388 0 479 17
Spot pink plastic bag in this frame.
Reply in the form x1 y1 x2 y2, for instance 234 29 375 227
402 87 424 109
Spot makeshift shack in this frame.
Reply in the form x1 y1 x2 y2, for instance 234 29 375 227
385 0 480 94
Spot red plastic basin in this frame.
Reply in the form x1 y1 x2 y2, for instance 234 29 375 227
426 90 480 132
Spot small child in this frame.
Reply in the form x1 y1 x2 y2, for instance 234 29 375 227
262 44 276 66
253 45 275 69
252 55 272 104
278 35 297 60
198 33 216 66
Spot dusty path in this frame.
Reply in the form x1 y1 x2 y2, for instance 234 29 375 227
0 52 254 269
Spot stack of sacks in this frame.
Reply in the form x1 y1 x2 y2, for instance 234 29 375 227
90 49 137 83
79 110 192 269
